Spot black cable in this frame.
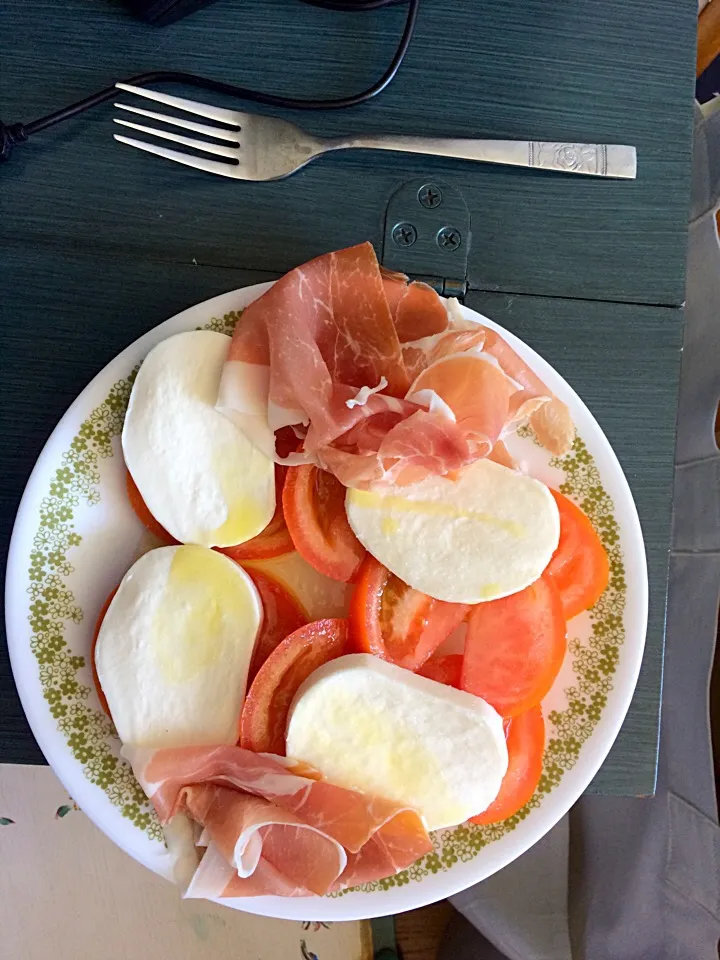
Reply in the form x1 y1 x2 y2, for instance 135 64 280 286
1 0 419 161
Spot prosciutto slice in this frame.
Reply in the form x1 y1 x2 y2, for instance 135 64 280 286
217 242 410 460
407 353 520 458
217 244 574 488
126 744 432 899
382 271 450 342
480 327 575 455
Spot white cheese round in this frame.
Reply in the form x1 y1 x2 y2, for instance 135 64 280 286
95 545 261 748
286 654 508 830
346 458 560 603
122 330 275 547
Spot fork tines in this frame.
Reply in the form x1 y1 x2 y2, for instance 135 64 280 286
113 83 243 177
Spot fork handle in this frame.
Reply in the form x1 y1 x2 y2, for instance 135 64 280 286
324 136 636 179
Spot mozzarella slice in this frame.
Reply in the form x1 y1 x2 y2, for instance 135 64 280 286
95 545 262 747
346 458 560 603
286 654 508 830
122 330 275 547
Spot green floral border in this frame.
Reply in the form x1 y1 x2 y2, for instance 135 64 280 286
25 311 241 843
25 310 626 890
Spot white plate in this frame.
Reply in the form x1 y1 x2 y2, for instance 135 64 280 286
5 283 648 920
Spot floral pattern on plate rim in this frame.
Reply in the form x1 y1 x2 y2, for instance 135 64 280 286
23 309 626 892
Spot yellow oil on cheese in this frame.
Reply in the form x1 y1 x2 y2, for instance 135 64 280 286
306 687 466 828
151 545 252 684
350 489 525 538
381 516 400 537
208 451 270 545
479 583 501 600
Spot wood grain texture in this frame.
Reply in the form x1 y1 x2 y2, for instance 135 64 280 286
697 0 720 75
394 900 455 960
0 0 696 305
464 291 683 795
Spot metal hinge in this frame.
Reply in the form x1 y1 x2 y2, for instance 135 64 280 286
381 178 471 303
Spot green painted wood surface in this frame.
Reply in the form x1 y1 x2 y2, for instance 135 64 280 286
0 0 695 792
1 0 696 304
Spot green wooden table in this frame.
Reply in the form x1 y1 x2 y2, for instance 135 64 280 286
0 0 697 793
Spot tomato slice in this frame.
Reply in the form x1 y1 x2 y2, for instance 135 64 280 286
417 653 463 688
240 618 349 755
282 464 366 582
470 706 545 824
545 490 610 620
462 576 566 717
126 471 176 544
90 587 118 718
245 569 308 683
350 556 468 671
220 467 294 562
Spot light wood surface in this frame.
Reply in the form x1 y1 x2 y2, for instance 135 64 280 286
395 901 455 960
697 0 720 75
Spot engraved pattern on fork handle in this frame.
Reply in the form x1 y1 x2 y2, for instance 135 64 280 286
529 142 607 176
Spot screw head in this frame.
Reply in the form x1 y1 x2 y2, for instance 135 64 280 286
391 221 418 247
418 183 442 208
436 226 461 251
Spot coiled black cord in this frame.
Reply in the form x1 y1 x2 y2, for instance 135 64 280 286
0 0 419 161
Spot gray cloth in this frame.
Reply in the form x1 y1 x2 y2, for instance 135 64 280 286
444 100 720 960
452 819 572 960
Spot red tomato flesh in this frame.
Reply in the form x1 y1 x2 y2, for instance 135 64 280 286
417 653 463 688
283 465 366 582
545 490 610 620
240 618 349 755
470 706 545 824
462 576 566 717
350 556 468 671
245 569 308 683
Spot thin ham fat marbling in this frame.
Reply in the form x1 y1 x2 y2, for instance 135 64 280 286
217 242 574 488
125 744 433 899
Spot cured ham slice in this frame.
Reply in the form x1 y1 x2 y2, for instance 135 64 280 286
319 409 473 488
217 244 574 488
402 328 487 383
180 785 346 894
480 327 575 455
218 243 411 460
333 809 435 890
408 354 519 457
382 272 450 342
126 744 432 899
488 439 520 471
186 841 314 899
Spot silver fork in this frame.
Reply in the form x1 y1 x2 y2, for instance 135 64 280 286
113 84 637 180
